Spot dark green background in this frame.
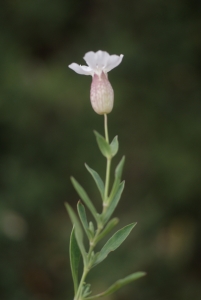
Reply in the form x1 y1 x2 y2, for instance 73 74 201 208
0 1 201 299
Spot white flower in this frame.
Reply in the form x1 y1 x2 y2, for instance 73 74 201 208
69 50 123 115
69 50 123 77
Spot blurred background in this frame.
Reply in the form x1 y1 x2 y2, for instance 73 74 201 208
0 0 201 299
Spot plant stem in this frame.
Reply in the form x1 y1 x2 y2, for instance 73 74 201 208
75 227 102 300
104 114 111 205
75 114 112 300
104 114 109 143
75 268 88 300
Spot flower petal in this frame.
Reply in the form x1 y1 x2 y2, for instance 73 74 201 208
83 51 97 69
96 51 110 68
105 54 124 72
68 63 92 75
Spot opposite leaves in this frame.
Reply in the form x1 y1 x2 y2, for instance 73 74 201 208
94 131 119 159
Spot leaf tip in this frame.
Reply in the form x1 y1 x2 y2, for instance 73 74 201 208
64 202 70 212
85 163 89 170
129 222 137 231
136 271 147 278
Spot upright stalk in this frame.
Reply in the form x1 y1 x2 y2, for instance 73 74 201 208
104 114 109 143
104 114 111 205
75 268 88 300
68 51 144 300
75 114 112 300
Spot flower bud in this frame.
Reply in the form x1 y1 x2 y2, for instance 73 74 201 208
90 72 114 115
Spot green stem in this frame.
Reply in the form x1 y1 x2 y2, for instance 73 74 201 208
104 158 111 203
104 114 109 143
75 227 102 300
75 267 88 300
104 114 111 205
75 114 112 300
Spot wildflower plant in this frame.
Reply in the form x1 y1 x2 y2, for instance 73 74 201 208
67 51 145 300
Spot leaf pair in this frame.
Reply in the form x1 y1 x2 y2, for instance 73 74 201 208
94 131 119 159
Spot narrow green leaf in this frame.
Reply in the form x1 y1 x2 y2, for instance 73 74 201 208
95 218 119 243
65 203 86 262
94 131 112 158
115 156 125 179
93 223 137 266
110 136 119 157
69 226 81 294
109 156 125 201
104 181 125 223
85 272 146 299
71 177 98 222
77 201 91 239
85 164 104 200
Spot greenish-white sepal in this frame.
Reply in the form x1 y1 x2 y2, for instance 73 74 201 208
109 156 125 201
94 131 112 159
104 181 125 223
71 177 98 223
110 136 119 157
69 226 81 294
85 164 105 200
93 223 137 267
95 218 119 243
77 201 92 239
65 203 86 263
85 272 146 299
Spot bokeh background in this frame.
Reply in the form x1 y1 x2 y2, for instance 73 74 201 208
0 1 201 299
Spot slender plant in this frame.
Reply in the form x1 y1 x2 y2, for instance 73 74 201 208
67 50 145 300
